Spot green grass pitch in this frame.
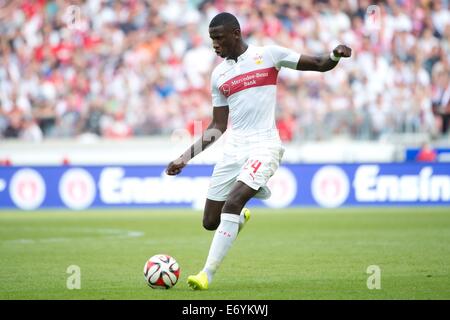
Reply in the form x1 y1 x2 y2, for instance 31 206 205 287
0 207 449 300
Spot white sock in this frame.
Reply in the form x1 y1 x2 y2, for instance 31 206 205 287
238 209 247 233
239 211 245 231
202 213 240 283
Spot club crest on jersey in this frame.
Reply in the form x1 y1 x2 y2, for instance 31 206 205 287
254 53 263 65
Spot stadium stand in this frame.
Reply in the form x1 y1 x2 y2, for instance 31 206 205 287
0 0 448 143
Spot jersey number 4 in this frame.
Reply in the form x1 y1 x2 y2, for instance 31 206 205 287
244 159 262 174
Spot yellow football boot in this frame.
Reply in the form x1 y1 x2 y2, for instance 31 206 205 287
187 271 209 290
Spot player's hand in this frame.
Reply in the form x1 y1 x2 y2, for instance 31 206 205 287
166 157 187 176
333 45 352 58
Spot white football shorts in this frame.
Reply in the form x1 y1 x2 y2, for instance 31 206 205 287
206 129 285 201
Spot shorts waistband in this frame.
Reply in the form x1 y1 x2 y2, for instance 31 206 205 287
230 128 279 138
228 129 281 144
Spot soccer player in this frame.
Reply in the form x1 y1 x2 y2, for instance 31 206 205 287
166 12 351 290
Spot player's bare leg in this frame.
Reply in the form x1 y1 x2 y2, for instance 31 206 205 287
203 199 251 233
188 182 257 290
221 181 258 213
202 199 225 231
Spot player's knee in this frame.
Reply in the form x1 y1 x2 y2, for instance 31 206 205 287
222 193 246 213
202 216 220 231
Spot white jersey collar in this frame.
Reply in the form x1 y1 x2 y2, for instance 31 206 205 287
226 44 252 63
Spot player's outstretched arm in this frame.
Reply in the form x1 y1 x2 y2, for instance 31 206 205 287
166 106 229 176
296 45 352 72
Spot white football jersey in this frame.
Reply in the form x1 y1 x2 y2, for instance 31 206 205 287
211 44 301 135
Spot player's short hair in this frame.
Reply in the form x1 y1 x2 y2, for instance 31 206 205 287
209 12 241 31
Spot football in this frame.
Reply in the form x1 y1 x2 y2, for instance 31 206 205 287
143 254 180 289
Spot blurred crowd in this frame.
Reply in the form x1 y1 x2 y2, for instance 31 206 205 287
0 0 449 142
